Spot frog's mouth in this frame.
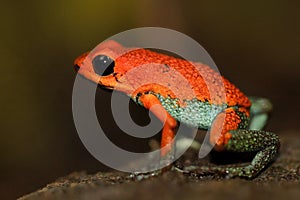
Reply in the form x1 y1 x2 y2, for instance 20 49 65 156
98 84 114 91
74 64 80 72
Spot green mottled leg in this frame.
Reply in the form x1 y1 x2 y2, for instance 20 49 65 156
180 130 280 178
249 97 273 130
222 130 279 178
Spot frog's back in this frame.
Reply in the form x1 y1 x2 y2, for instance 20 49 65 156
115 48 251 109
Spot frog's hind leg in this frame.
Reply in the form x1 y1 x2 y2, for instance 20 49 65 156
177 107 279 179
179 129 280 179
248 97 273 130
224 129 279 178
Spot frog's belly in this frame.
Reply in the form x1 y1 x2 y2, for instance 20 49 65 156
156 95 225 129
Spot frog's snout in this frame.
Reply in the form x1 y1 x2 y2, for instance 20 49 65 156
73 51 90 72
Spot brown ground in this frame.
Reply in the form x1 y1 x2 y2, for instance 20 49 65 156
19 131 300 200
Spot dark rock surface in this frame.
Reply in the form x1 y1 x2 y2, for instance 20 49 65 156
19 131 300 200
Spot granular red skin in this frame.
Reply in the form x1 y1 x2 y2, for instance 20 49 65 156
114 49 251 108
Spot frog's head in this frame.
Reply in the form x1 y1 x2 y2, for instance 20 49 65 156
74 40 135 92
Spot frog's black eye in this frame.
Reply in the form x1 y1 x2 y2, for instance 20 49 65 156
92 55 115 76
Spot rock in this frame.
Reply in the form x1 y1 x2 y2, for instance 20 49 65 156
19 131 300 200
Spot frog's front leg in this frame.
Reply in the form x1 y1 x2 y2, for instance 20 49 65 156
180 108 280 179
129 93 178 180
139 93 177 155
138 93 177 167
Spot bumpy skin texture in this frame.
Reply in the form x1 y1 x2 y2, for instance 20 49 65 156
74 40 279 178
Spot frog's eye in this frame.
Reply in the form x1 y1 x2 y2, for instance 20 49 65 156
92 55 115 76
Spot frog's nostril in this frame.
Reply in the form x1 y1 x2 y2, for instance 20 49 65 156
74 64 80 72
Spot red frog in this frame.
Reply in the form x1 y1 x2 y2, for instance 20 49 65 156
74 40 279 178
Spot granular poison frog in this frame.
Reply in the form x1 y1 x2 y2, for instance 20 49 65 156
74 40 279 178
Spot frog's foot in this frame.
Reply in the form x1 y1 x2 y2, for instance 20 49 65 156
177 129 280 179
249 97 273 130
128 152 175 181
175 164 242 178
129 169 163 181
128 138 175 181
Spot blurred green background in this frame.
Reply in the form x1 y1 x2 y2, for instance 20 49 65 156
1 0 299 199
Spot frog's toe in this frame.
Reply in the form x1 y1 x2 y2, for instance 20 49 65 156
249 96 273 114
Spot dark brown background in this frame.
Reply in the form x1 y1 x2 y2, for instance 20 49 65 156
1 0 299 199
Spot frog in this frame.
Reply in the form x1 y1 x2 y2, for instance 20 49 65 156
73 40 280 178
